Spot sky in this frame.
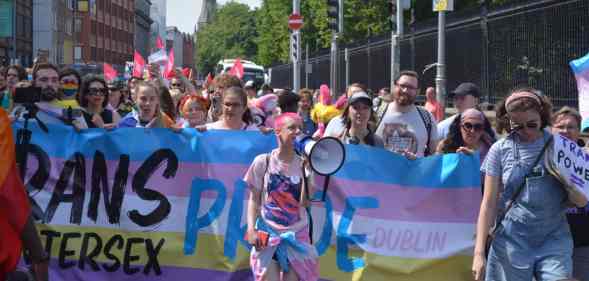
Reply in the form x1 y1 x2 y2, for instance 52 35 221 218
167 0 262 33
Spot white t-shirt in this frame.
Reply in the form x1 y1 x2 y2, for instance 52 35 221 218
324 115 345 136
437 114 458 140
205 120 259 131
375 103 438 157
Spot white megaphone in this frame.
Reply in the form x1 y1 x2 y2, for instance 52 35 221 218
294 136 346 201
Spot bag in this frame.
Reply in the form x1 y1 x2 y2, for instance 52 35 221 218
485 136 553 256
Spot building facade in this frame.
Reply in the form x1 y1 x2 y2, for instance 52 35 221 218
77 0 135 66
166 26 182 67
182 33 193 70
1 0 34 66
134 0 152 58
149 0 165 52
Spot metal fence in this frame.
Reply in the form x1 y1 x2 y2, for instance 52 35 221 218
268 0 589 107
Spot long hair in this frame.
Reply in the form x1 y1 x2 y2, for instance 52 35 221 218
158 86 177 120
340 100 378 145
223 86 253 125
438 113 496 154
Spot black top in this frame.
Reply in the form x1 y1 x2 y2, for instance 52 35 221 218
568 209 589 247
83 109 114 128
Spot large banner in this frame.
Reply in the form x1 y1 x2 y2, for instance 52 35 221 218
13 122 481 281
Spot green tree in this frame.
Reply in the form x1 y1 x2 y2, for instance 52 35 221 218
195 2 258 75
254 0 291 66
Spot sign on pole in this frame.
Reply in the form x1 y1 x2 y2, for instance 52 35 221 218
433 0 454 12
290 32 299 62
288 13 303 30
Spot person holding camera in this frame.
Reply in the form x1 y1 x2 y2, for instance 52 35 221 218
244 113 319 281
78 75 120 129
12 63 87 130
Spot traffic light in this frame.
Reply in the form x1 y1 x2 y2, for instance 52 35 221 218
327 0 339 32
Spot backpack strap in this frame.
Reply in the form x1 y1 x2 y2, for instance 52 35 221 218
301 159 313 244
375 100 390 129
416 106 433 156
259 153 270 202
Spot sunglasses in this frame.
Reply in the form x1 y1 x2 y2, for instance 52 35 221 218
462 122 484 131
171 83 182 87
88 88 107 96
509 120 539 131
223 102 242 108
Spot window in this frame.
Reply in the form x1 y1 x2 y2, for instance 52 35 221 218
91 47 96 60
74 18 82 33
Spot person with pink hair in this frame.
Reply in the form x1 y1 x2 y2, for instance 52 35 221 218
244 113 319 281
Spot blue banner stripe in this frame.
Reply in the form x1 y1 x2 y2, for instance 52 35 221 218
570 52 589 74
12 122 480 189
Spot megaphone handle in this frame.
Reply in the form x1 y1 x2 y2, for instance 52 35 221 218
321 176 331 202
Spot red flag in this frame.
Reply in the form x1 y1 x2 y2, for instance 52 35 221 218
206 72 214 86
182 68 191 78
228 58 244 79
103 63 117 82
133 51 146 78
0 108 30 279
165 48 175 79
156 36 165 50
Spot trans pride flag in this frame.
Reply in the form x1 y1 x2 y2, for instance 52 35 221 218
570 52 589 131
11 122 481 281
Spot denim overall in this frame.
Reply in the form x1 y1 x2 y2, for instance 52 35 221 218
486 133 573 281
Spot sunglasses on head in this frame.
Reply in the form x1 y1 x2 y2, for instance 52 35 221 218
462 122 484 131
171 83 182 87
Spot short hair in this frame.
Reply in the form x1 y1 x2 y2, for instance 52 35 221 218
299 88 313 101
78 74 109 108
274 112 302 130
553 106 581 130
214 74 242 89
5 64 27 81
394 70 419 86
178 95 210 117
32 63 59 82
495 86 553 133
59 67 82 84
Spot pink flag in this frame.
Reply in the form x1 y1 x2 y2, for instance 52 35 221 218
228 58 244 79
133 51 146 78
165 48 175 79
156 36 165 50
182 68 192 79
103 63 117 82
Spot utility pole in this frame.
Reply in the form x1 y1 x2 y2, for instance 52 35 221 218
291 0 301 93
327 0 342 96
389 0 403 92
434 0 452 109
305 43 309 88
11 0 16 64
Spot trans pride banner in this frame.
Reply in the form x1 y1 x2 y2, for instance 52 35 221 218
570 52 589 131
12 122 481 281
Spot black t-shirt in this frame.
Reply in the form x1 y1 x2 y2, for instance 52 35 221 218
83 109 114 128
568 209 589 247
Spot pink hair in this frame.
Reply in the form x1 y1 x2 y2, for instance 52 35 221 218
319 84 331 105
274 112 302 130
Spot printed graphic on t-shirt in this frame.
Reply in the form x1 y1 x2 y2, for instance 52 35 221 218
381 122 418 154
263 173 302 227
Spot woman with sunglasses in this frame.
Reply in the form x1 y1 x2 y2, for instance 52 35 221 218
472 88 587 281
436 108 495 157
551 106 589 281
78 75 120 129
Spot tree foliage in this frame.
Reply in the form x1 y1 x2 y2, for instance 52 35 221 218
195 2 257 75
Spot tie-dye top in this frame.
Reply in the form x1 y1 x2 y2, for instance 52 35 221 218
244 149 305 227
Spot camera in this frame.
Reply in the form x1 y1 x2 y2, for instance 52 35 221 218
14 87 42 104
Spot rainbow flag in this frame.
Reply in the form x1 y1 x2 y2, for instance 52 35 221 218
12 123 480 280
0 109 31 279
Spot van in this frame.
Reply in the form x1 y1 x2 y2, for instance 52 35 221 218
215 59 268 87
